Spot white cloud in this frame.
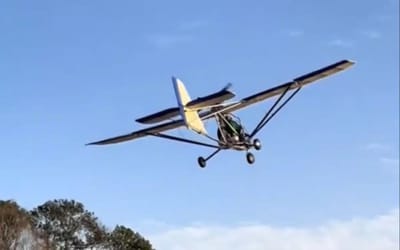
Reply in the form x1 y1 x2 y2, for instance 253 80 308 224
376 14 392 22
363 143 390 151
287 30 304 37
380 157 399 166
149 209 399 250
361 30 382 39
379 157 399 175
147 20 208 48
280 29 304 38
361 143 398 170
179 20 209 31
328 39 354 48
148 34 193 48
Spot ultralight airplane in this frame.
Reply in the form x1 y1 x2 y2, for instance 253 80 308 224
87 59 355 168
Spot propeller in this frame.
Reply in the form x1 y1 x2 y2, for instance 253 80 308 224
222 82 233 91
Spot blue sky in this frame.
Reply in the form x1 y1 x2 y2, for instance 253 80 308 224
1 0 398 248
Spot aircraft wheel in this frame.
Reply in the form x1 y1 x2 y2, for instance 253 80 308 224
253 139 262 150
246 152 255 164
198 157 206 168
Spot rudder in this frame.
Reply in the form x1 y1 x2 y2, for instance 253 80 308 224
172 77 207 135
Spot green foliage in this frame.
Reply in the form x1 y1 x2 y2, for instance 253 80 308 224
30 199 108 249
108 225 154 250
0 199 155 250
0 200 32 250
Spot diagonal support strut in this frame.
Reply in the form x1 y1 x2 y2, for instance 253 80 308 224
250 84 302 138
147 132 222 149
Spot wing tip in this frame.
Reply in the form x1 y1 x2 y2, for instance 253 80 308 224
85 142 98 146
338 59 356 71
85 139 111 146
340 59 356 67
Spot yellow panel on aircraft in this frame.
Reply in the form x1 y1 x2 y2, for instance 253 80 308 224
173 77 207 135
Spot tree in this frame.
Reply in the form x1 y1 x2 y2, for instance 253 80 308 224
108 225 154 250
30 199 108 249
0 200 34 250
1 198 155 249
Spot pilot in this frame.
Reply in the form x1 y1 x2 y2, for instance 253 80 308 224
223 114 243 141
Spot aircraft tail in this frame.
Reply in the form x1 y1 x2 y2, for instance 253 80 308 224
172 77 207 135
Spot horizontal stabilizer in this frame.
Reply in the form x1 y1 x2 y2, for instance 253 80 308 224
186 88 235 109
136 85 235 124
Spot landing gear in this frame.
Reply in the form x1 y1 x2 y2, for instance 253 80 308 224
197 149 221 168
246 152 255 164
198 157 206 168
253 138 262 150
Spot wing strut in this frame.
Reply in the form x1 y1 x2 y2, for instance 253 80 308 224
147 133 222 149
250 83 302 138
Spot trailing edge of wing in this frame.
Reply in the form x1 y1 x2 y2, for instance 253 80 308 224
220 59 355 114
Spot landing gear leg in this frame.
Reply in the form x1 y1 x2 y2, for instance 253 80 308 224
198 148 221 168
246 152 255 164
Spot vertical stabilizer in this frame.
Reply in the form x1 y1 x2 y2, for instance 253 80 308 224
172 77 207 135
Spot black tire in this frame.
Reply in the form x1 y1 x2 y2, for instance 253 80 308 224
198 157 206 168
253 139 262 150
246 152 255 164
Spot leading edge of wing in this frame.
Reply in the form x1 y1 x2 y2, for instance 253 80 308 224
86 105 232 146
293 59 355 84
220 59 355 113
86 119 186 145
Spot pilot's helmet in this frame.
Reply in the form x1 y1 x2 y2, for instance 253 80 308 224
225 114 233 121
